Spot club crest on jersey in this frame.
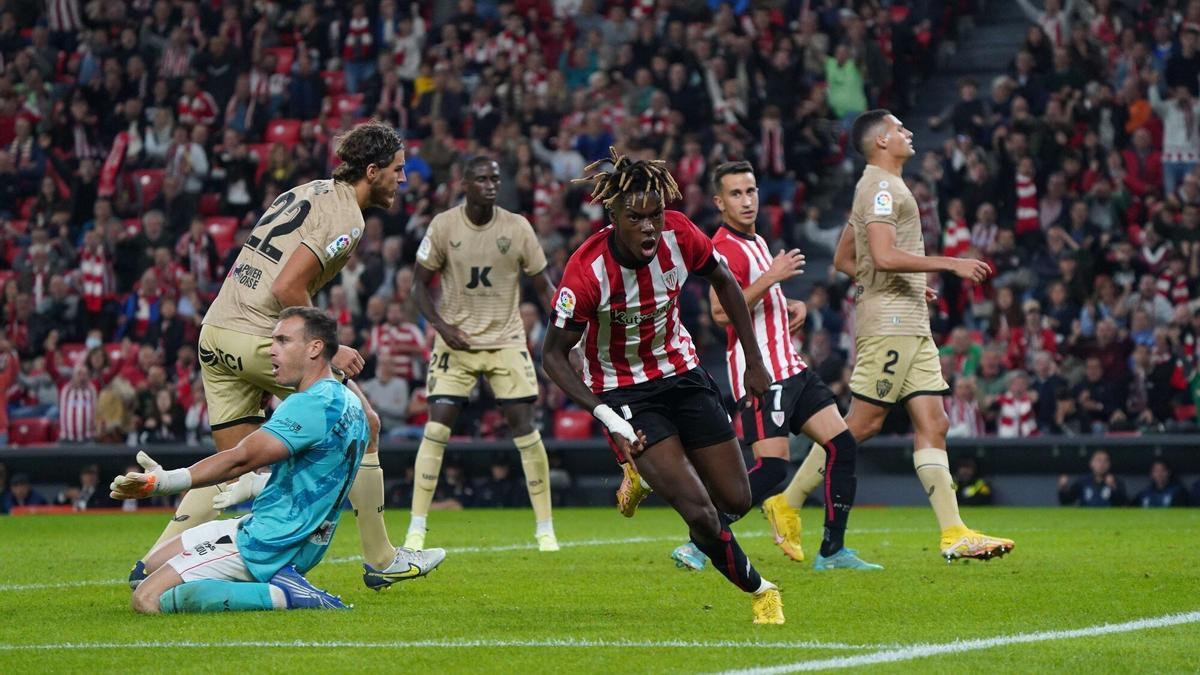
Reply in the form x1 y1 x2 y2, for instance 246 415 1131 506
496 236 512 254
661 268 679 290
771 411 786 427
873 190 893 216
876 379 893 399
556 287 577 317
326 234 352 258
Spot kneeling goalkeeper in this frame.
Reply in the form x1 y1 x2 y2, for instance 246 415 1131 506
112 307 444 613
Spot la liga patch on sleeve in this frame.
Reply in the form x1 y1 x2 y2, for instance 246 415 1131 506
873 190 893 216
555 287 576 318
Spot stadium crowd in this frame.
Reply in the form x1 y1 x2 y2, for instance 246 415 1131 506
0 0 1197 464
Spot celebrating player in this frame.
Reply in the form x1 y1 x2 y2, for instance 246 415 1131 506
130 121 443 591
541 148 784 624
113 308 417 614
405 156 559 552
777 110 1014 562
668 161 881 572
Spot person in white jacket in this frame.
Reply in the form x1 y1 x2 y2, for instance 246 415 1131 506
1016 0 1077 47
1147 69 1200 197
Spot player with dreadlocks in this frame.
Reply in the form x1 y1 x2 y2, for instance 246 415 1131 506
541 148 785 624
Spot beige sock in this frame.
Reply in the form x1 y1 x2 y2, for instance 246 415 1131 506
349 455 394 569
149 484 224 550
514 430 553 527
913 447 965 531
409 421 450 530
782 442 827 509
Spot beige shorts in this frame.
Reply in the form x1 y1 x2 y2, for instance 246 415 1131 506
166 517 254 583
849 335 950 406
198 324 294 429
426 338 538 405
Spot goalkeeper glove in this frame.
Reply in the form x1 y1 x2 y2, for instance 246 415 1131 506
212 472 271 510
109 451 192 500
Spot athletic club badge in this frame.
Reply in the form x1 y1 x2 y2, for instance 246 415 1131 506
771 411 786 427
662 268 679 290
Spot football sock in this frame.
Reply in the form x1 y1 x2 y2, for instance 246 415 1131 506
409 421 450 531
349 455 394 569
819 430 858 557
514 430 553 525
691 524 763 594
150 484 224 549
783 442 826 509
913 447 965 531
159 580 280 613
746 457 789 507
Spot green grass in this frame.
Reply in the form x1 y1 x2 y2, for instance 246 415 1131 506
1 507 1198 673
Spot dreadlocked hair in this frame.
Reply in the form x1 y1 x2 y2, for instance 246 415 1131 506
572 146 682 210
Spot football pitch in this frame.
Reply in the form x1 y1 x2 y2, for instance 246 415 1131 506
1 507 1197 673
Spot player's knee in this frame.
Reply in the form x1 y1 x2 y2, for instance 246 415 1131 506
423 421 451 445
682 502 721 541
131 586 162 615
723 484 752 518
922 410 950 440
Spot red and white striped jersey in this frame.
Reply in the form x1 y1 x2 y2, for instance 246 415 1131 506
711 225 806 401
553 211 713 393
997 393 1036 438
59 382 96 442
368 321 426 381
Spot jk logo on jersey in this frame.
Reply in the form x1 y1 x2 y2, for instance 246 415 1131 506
496 236 511 254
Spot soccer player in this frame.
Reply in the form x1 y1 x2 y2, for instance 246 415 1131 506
405 156 559 551
776 110 1014 562
541 148 784 624
131 121 434 591
112 308 443 614
668 161 881 572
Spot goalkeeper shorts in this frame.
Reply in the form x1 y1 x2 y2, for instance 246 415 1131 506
166 517 255 583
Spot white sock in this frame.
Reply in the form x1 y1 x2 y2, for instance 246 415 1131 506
268 585 288 610
535 519 555 538
754 578 775 594
408 515 427 534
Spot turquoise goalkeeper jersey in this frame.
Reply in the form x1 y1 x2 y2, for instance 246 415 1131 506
237 378 368 582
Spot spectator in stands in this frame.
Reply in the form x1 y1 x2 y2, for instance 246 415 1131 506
1031 351 1068 430
56 464 119 511
432 463 473 510
361 356 410 438
138 386 185 445
997 370 1038 437
58 364 96 443
1059 449 1127 506
116 269 162 341
474 458 523 508
1133 459 1190 507
945 376 986 437
954 457 995 506
1 474 48 513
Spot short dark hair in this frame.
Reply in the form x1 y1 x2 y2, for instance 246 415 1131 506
711 160 754 193
463 154 498 175
850 109 893 158
332 120 404 183
279 306 338 361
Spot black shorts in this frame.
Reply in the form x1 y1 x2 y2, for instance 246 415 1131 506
738 369 837 445
598 367 736 458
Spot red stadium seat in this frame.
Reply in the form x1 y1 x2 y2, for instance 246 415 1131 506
207 217 239 257
554 410 594 440
1175 404 1196 422
266 46 294 74
0 269 15 288
321 70 346 96
131 169 165 208
104 342 126 364
60 342 88 368
246 143 272 181
124 218 141 236
199 192 221 216
9 219 28 234
18 197 33 219
327 93 364 117
265 119 302 145
8 418 54 446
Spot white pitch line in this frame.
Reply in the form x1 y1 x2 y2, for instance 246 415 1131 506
0 526 934 592
718 610 1200 674
0 637 884 652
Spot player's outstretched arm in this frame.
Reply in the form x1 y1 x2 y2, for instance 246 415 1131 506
833 223 857 277
413 263 470 350
708 248 805 327
704 260 770 398
542 323 644 456
865 222 991 282
110 432 290 500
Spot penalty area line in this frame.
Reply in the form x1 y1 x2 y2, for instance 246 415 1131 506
0 637 888 652
717 610 1200 674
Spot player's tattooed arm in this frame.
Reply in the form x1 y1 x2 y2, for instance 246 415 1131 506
704 260 770 399
413 263 470 350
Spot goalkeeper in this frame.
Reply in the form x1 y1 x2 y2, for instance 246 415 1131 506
112 308 445 614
